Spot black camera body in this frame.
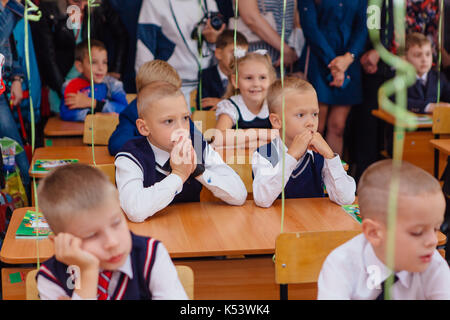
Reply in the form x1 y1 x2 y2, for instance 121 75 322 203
191 12 224 40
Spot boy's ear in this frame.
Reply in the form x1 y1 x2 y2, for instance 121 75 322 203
269 113 281 129
136 118 150 137
74 60 83 74
215 48 223 61
362 218 385 248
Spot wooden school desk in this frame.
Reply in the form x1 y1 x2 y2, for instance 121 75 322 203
372 109 448 177
43 117 84 147
29 146 114 179
0 199 360 299
430 139 450 156
1 203 447 300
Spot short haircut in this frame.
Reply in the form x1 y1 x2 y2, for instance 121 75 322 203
223 51 276 99
215 30 248 49
75 39 107 62
357 160 442 222
137 81 184 118
267 77 317 113
135 60 182 92
37 163 118 233
405 32 431 52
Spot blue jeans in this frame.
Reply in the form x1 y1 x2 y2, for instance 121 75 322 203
0 94 30 191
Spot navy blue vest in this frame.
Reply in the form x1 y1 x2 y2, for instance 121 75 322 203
256 142 325 199
228 98 272 129
37 233 160 300
116 121 207 203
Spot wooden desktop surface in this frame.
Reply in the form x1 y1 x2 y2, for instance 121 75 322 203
0 199 361 264
371 109 432 129
44 117 84 136
29 146 114 179
430 139 450 156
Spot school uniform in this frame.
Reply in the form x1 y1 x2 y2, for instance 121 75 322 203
407 70 450 114
37 232 188 300
115 121 247 222
318 233 450 299
252 136 355 208
215 95 272 129
199 65 228 101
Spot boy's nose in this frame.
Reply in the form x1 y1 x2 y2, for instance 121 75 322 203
103 231 119 249
425 231 438 248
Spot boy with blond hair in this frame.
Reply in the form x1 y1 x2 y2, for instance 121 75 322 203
405 32 450 114
36 164 187 300
115 81 247 222
108 60 182 155
252 77 356 207
318 160 450 299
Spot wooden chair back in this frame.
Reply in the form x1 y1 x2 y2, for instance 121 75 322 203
26 269 39 300
126 94 137 104
176 265 194 300
83 113 119 145
432 106 450 135
275 230 361 299
192 110 217 134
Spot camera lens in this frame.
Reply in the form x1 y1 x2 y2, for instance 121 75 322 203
210 13 224 30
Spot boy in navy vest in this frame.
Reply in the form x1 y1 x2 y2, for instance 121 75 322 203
405 32 450 114
36 164 187 300
252 77 356 207
196 30 248 110
115 81 247 222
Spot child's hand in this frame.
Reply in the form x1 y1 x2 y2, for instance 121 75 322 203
201 97 220 111
52 233 99 272
329 67 345 88
65 92 94 109
287 130 313 160
170 136 196 183
428 102 450 113
309 132 335 159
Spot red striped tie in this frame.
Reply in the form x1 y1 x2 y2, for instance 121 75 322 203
97 271 113 300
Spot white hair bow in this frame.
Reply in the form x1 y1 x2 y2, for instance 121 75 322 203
234 46 247 59
253 49 268 56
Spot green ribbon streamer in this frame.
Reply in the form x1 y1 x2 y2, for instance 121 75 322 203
88 0 99 166
279 0 287 234
24 0 41 268
368 0 416 300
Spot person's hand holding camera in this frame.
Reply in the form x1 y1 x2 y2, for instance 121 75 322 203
202 18 225 44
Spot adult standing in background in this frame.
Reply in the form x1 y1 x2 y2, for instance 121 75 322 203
31 0 127 114
0 0 30 193
135 0 225 110
236 0 298 67
298 0 367 157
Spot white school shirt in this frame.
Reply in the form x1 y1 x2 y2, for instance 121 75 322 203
37 242 188 300
252 136 356 208
318 233 450 300
115 139 247 222
215 95 269 123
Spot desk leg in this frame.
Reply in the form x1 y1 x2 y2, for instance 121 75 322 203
174 255 317 300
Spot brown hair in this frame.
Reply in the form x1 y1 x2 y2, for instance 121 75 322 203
136 60 182 92
405 32 431 53
267 77 317 113
74 39 107 62
215 30 248 49
223 52 276 99
137 81 184 118
37 163 117 233
357 160 442 222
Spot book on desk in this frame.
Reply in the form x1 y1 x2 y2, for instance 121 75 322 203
15 210 53 239
30 159 79 174
341 204 362 224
